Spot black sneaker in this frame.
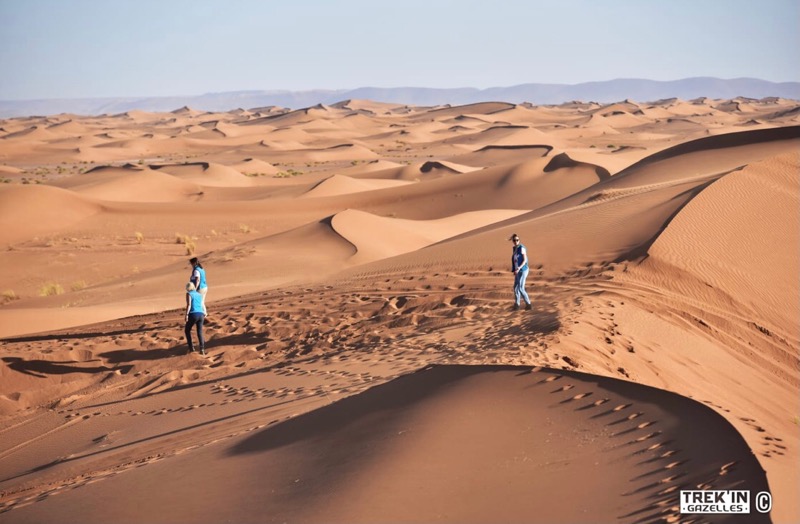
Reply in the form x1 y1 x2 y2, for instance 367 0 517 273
525 303 532 310
513 303 520 311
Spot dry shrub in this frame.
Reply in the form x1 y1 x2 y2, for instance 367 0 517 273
39 283 64 296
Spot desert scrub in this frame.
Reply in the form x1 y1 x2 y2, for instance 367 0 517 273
135 231 144 244
239 224 251 234
273 169 302 178
71 280 87 292
2 290 18 303
39 282 64 296
175 233 191 244
185 239 197 255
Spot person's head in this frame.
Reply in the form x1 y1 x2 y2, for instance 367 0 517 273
189 257 199 267
509 234 520 245
186 282 196 292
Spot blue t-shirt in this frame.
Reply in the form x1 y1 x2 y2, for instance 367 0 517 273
512 244 529 271
191 267 207 289
187 290 204 314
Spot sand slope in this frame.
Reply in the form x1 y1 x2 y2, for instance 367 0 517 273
0 97 798 523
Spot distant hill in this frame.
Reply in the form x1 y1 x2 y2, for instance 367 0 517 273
1 77 798 117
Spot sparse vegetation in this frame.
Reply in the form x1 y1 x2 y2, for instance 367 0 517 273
239 224 251 234
39 282 64 297
2 290 18 302
71 280 87 292
135 231 144 244
185 239 197 255
273 169 303 178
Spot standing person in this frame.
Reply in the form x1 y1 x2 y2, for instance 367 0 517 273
189 257 208 315
184 282 206 355
510 233 532 310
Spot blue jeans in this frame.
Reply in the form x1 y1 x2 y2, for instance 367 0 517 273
514 267 530 306
185 312 205 352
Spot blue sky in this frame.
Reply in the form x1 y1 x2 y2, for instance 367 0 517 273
0 0 797 100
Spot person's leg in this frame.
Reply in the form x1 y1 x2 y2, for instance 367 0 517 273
513 272 523 306
184 318 195 352
195 314 205 354
199 287 208 315
519 268 531 307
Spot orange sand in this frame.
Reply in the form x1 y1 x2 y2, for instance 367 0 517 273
0 97 798 523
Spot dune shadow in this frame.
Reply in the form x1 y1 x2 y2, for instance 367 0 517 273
230 365 486 456
227 364 772 523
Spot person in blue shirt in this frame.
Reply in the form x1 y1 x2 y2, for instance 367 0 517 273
185 281 206 355
510 233 532 310
189 257 208 315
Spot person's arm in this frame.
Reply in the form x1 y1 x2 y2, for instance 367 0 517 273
185 293 191 320
521 246 528 269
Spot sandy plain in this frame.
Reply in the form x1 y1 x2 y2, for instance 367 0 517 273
0 96 798 523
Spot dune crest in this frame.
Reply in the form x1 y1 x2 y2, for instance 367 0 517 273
302 175 413 199
331 208 527 264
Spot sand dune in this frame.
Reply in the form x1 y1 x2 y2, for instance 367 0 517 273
331 208 527 264
646 150 799 331
150 161 255 187
50 165 203 202
0 365 770 524
0 96 798 523
229 157 279 176
0 185 102 244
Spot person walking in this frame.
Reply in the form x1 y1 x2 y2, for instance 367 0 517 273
510 233 532 310
184 281 206 355
189 257 208 315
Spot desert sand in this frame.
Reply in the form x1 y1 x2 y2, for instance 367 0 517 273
0 96 798 523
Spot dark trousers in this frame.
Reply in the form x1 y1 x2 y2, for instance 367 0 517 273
185 312 205 351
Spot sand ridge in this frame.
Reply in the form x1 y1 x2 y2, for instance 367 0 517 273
0 96 798 522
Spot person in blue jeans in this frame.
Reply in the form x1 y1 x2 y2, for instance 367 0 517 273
184 282 206 355
189 257 208 315
510 233 532 310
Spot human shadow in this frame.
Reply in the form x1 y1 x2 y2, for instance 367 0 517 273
491 300 561 340
1 326 160 343
1 357 133 378
97 346 186 364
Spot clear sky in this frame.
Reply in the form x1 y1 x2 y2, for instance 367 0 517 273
0 0 797 100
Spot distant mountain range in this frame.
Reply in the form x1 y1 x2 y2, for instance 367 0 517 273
1 77 798 118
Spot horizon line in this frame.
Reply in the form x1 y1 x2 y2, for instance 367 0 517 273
2 76 799 104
